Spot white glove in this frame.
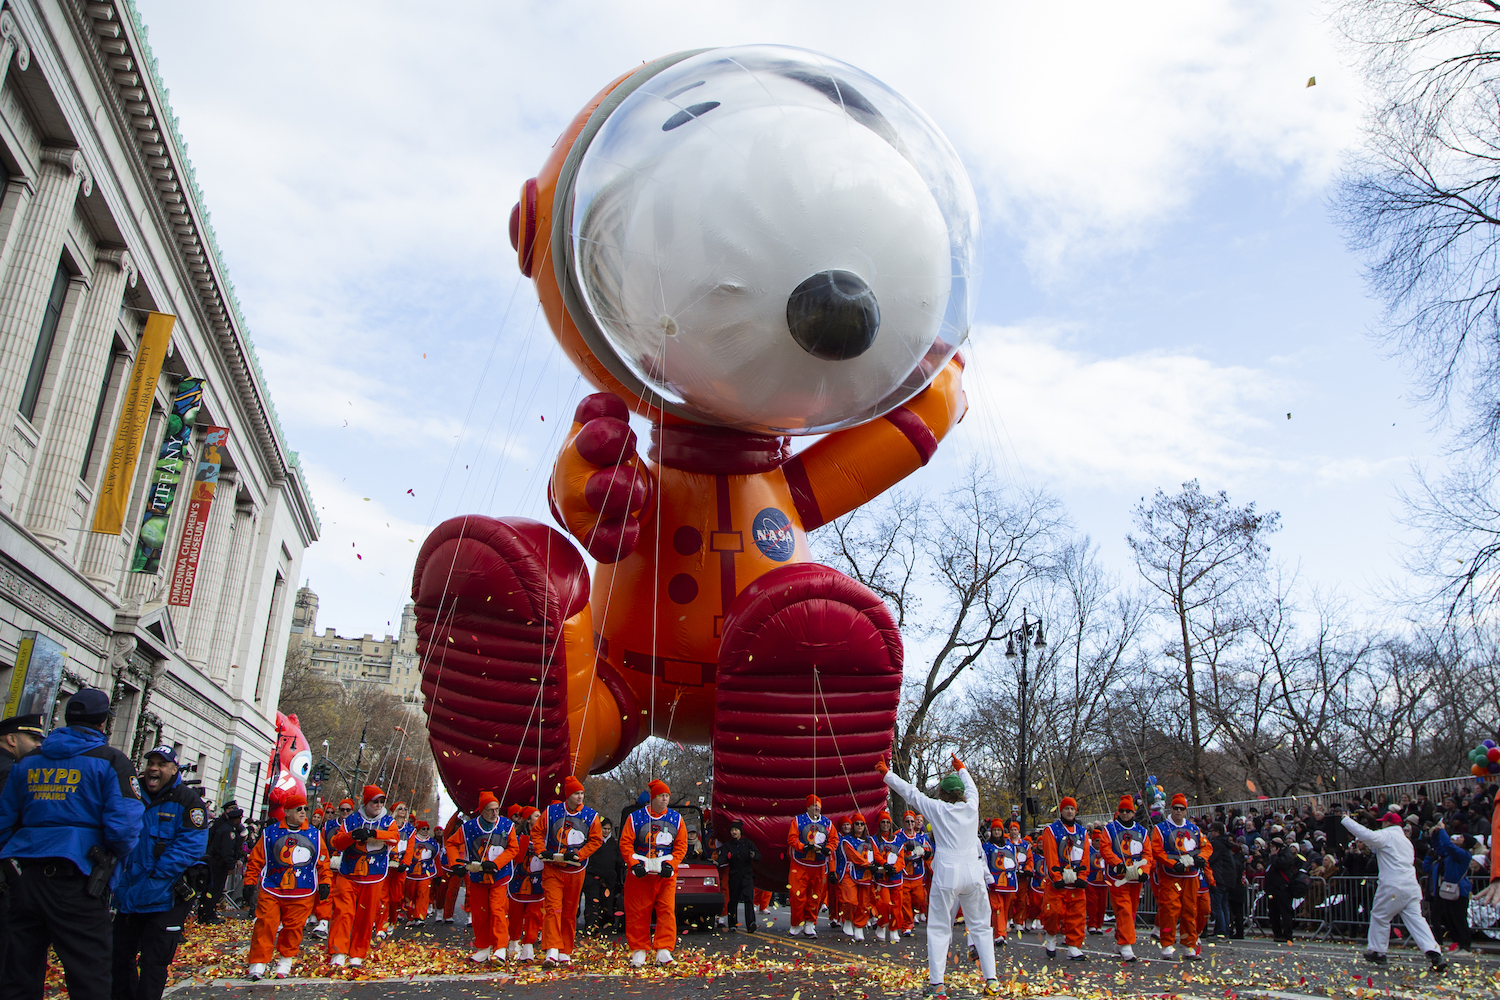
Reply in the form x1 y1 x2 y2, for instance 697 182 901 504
1062 868 1077 885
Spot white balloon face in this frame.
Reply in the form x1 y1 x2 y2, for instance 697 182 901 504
570 45 979 434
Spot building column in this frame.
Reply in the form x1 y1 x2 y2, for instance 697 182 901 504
181 470 238 668
0 147 92 517
25 252 134 548
208 503 256 683
0 11 32 90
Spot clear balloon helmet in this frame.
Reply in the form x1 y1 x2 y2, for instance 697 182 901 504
566 45 980 435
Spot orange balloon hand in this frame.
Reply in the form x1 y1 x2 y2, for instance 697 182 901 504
951 753 965 771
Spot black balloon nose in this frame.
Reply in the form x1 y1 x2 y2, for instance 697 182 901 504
786 270 880 360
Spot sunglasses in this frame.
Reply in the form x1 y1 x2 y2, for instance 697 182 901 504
372 798 386 805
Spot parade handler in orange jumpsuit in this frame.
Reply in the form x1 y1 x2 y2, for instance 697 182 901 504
786 794 836 936
1150 793 1211 962
838 813 877 940
620 779 689 966
446 791 520 964
405 820 438 920
532 777 603 967
981 819 1018 944
243 788 332 980
328 785 399 967
1102 795 1151 962
1040 796 1092 962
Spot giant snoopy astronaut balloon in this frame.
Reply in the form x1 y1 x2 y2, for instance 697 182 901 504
411 45 978 883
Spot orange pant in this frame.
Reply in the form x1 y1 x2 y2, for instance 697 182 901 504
894 882 914 932
540 867 585 954
906 880 927 917
1109 882 1143 945
508 898 542 944
988 890 1012 939
443 873 463 919
328 876 383 959
405 877 432 920
1085 882 1107 927
875 884 901 929
386 873 407 922
1025 885 1043 922
1155 875 1200 951
788 864 825 927
837 879 873 928
314 889 331 922
624 871 677 951
754 889 772 911
1197 890 1210 937
248 891 317 963
1042 884 1087 948
468 880 510 952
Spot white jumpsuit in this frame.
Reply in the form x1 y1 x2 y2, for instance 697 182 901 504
1340 817 1438 955
884 767 997 986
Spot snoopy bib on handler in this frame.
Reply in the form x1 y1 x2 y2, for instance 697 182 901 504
411 45 979 885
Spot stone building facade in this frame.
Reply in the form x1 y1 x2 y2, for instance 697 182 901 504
0 0 318 808
288 584 420 704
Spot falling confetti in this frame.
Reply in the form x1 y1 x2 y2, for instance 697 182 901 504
1307 76 1316 87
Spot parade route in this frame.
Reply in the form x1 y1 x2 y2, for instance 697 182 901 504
153 907 1500 1000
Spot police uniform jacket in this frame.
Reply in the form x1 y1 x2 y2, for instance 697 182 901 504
115 773 209 912
0 724 143 882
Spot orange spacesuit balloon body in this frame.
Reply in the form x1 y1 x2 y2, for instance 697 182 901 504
412 45 978 885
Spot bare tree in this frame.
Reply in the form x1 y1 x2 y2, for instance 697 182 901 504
1127 480 1280 800
814 463 1067 789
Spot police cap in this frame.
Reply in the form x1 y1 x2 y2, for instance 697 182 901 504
0 714 44 738
63 687 111 725
145 745 178 764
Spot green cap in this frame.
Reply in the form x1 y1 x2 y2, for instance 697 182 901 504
939 774 964 794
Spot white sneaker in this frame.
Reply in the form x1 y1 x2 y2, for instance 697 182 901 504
329 954 347 967
470 948 492 963
876 927 888 942
804 921 817 937
543 948 559 967
1120 944 1136 962
506 941 521 961
521 944 534 961
717 914 727 927
842 920 854 936
1160 945 1176 961
557 953 571 965
656 949 674 965
274 957 293 978
631 950 648 968
348 957 363 968
789 925 802 936
1068 946 1084 959
247 963 266 981
313 919 328 937
854 926 866 941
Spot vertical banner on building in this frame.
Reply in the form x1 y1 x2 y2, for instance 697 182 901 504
218 744 242 805
167 426 229 606
91 312 176 535
3 631 68 727
130 378 203 575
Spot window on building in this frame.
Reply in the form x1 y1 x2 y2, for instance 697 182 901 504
20 262 72 421
80 341 124 480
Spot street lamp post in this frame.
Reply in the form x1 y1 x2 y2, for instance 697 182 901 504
1004 608 1046 823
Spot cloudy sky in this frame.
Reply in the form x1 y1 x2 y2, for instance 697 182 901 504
131 0 1433 639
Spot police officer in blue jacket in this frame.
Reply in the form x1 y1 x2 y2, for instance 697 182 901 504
111 745 208 1000
0 688 144 1000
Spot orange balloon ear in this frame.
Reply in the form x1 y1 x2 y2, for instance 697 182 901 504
510 178 539 277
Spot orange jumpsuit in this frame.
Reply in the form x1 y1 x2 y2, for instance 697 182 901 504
384 823 416 926
404 833 438 920
508 825 545 948
245 819 332 964
982 836 1020 941
1022 839 1044 924
1102 818 1152 947
532 803 603 957
329 812 400 960
1040 820 1091 948
447 816 521 953
838 834 876 929
1150 818 1212 953
871 834 907 931
786 812 838 929
620 805 689 952
1196 867 1213 940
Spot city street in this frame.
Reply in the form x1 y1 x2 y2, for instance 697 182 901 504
156 905 1500 1000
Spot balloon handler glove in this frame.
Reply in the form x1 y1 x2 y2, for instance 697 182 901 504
318 883 331 901
631 862 648 879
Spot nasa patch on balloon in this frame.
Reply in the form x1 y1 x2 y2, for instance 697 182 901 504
752 508 796 561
